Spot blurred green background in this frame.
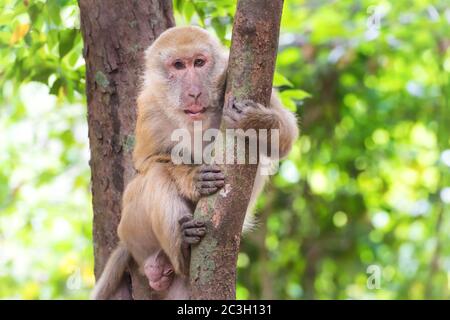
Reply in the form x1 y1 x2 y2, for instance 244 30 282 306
1 0 449 299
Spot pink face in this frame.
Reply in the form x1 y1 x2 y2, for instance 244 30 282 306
166 53 211 121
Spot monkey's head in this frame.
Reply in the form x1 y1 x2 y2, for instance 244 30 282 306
143 26 228 126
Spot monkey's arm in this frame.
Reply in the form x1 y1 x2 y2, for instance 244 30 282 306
223 92 299 158
132 163 220 275
269 93 300 158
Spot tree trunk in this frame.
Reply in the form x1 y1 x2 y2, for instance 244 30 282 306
189 0 284 300
78 0 174 300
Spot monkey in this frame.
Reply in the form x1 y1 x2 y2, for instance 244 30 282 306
91 26 299 300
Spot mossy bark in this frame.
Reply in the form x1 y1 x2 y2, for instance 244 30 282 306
190 0 284 300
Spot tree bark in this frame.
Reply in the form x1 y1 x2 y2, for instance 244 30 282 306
78 0 174 300
190 0 284 300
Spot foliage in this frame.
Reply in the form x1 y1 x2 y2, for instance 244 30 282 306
0 0 91 299
1 0 449 299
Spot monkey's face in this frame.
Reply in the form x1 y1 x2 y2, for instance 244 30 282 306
143 26 228 127
164 52 213 121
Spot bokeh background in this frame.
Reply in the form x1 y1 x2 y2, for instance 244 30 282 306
1 0 449 299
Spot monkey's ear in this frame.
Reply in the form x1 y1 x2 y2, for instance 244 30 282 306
219 49 229 68
212 49 228 90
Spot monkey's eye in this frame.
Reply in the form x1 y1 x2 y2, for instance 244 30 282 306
173 61 186 70
194 58 206 68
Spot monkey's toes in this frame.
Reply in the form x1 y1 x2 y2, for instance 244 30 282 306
182 227 206 244
183 235 202 244
180 217 206 244
179 216 205 229
184 227 206 237
233 99 253 112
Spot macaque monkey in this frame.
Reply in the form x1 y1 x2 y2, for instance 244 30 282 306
91 26 299 300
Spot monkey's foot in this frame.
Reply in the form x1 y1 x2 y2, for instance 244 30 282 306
179 215 206 245
194 164 225 196
144 251 174 292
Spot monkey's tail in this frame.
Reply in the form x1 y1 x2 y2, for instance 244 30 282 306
90 244 131 300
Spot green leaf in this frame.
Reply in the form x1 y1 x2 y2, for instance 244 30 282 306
273 72 294 87
58 29 78 58
31 67 54 84
280 96 297 112
281 89 312 101
211 17 226 41
174 0 184 13
183 1 195 22
47 0 62 25
50 77 64 95
27 2 44 25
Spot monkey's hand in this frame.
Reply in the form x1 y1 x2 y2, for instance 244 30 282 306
194 164 225 197
223 97 279 131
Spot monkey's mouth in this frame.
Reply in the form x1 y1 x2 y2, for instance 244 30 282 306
184 107 206 119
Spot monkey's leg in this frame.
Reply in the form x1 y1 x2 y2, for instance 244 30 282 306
144 215 207 293
143 250 175 292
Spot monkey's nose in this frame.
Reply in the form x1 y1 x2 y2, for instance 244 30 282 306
188 92 202 100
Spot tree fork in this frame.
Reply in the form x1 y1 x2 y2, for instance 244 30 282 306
189 0 284 300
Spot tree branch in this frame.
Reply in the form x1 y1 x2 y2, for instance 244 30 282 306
78 0 174 300
189 0 284 300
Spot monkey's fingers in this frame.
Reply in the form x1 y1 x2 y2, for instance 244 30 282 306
226 96 236 110
181 218 207 245
184 227 206 238
241 99 262 108
223 108 242 123
199 164 222 173
180 217 205 230
199 187 220 196
232 100 247 113
235 100 265 116
183 236 201 244
197 180 224 189
178 215 193 226
232 99 255 112
198 172 225 182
